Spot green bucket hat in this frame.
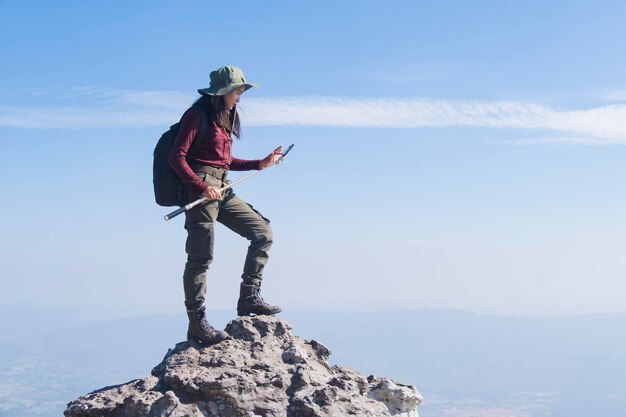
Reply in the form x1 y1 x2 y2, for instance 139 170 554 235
197 66 259 96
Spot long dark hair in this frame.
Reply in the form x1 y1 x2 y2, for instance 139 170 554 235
192 95 241 139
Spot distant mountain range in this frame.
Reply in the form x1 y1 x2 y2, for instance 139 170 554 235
0 306 624 417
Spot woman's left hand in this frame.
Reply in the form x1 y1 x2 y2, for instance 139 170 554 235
259 146 283 169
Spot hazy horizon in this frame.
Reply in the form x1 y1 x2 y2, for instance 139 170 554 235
2 306 625 417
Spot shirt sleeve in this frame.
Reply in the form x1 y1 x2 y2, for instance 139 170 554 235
229 157 262 171
168 108 208 196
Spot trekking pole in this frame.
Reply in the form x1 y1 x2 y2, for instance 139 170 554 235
164 144 294 221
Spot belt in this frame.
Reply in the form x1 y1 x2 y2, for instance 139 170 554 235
191 164 228 181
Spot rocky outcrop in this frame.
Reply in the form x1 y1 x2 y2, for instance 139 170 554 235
65 315 422 417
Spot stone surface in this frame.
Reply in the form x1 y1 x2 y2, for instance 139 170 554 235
64 316 422 417
368 376 423 416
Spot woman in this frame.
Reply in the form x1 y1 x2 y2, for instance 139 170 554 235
169 66 283 346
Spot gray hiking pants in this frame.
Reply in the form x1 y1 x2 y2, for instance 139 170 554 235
182 166 272 311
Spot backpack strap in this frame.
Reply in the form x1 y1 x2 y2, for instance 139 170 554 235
176 105 210 206
186 105 210 161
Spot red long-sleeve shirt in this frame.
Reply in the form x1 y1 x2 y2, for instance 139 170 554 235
168 107 261 195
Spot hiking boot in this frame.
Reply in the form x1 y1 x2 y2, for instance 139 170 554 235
237 282 282 316
186 306 228 345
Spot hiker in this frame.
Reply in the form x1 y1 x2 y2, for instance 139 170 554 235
169 66 282 346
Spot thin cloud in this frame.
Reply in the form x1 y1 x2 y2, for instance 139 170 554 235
2 88 626 144
0 88 189 129
243 97 626 143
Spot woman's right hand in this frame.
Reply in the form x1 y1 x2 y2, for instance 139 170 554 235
202 186 222 200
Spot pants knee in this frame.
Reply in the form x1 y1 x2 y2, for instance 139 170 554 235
255 226 273 246
185 255 212 271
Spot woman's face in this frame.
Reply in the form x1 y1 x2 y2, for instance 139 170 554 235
223 87 245 111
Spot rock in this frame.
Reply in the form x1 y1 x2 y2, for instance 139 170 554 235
282 344 309 364
64 376 163 417
368 376 423 417
65 315 422 417
150 390 204 417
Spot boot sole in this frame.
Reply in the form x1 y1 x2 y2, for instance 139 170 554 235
187 331 228 346
237 307 283 317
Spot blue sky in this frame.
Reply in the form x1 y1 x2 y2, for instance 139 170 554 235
1 0 626 316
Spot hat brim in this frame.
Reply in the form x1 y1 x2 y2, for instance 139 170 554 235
198 82 259 96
